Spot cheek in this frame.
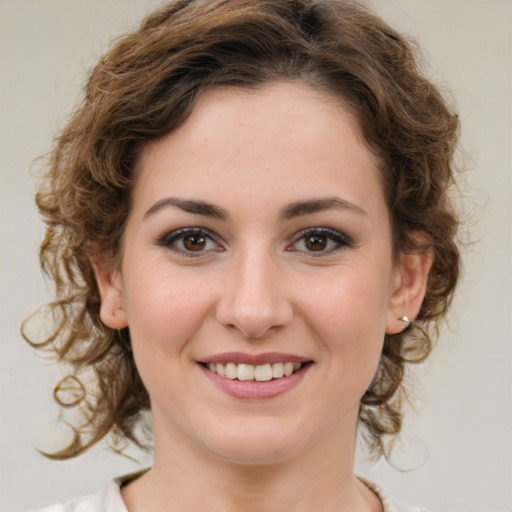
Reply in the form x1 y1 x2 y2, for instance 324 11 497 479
305 265 391 335
121 266 216 367
301 265 391 382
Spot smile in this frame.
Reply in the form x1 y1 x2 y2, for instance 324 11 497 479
198 355 313 399
205 362 304 381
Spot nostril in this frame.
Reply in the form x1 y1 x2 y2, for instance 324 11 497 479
217 302 293 340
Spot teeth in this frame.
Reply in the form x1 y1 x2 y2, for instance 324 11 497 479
206 361 304 381
225 363 237 380
216 363 226 377
254 364 273 381
272 362 284 378
283 362 294 376
237 364 255 381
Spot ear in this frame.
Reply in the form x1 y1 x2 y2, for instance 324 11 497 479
90 254 128 330
386 239 433 335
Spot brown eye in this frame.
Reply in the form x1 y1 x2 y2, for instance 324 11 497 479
158 228 220 256
288 228 351 256
304 234 328 251
183 234 207 251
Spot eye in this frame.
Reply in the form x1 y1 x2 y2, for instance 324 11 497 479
157 228 221 256
288 228 351 255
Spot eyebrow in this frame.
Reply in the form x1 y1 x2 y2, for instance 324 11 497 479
280 197 367 219
144 197 227 219
143 196 366 221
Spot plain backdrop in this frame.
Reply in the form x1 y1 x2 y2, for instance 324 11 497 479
0 1 510 511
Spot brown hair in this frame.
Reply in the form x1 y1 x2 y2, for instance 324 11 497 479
25 0 460 460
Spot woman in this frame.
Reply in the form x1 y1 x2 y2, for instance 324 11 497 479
26 0 460 510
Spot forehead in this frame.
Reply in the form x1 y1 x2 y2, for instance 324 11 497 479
134 81 386 220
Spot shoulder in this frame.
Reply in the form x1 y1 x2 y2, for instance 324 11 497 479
392 504 429 512
27 480 128 512
362 478 429 512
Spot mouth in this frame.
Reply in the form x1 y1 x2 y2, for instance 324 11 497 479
201 361 310 382
197 354 313 399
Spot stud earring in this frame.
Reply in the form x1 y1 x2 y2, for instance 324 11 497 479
399 315 410 330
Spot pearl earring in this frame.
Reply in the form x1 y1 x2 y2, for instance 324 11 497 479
399 315 410 330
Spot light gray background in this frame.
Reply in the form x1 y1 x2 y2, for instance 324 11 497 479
1 1 510 511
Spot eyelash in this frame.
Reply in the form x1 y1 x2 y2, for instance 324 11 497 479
156 227 352 257
287 227 352 256
156 227 222 257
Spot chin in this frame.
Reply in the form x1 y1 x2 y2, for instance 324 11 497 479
210 442 301 466
200 420 308 466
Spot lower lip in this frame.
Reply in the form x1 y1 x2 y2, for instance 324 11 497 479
199 363 311 399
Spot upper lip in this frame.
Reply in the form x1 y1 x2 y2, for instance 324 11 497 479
199 352 312 365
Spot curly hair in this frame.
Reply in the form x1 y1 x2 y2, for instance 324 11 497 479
24 0 460 460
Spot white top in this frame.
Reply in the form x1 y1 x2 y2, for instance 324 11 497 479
30 475 428 512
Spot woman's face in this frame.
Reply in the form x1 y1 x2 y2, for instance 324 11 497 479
97 82 410 465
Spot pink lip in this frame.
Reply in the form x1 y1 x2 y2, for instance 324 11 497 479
200 352 311 365
199 361 312 400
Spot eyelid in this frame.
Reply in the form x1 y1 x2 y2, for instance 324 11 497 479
287 227 352 254
155 227 224 256
154 226 352 257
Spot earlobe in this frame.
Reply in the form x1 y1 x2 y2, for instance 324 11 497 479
386 245 433 335
90 256 128 330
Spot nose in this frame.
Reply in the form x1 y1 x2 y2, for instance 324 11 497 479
216 248 293 339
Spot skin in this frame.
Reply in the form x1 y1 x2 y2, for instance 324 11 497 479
94 82 432 512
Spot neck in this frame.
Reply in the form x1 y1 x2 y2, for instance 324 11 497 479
122 421 382 512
